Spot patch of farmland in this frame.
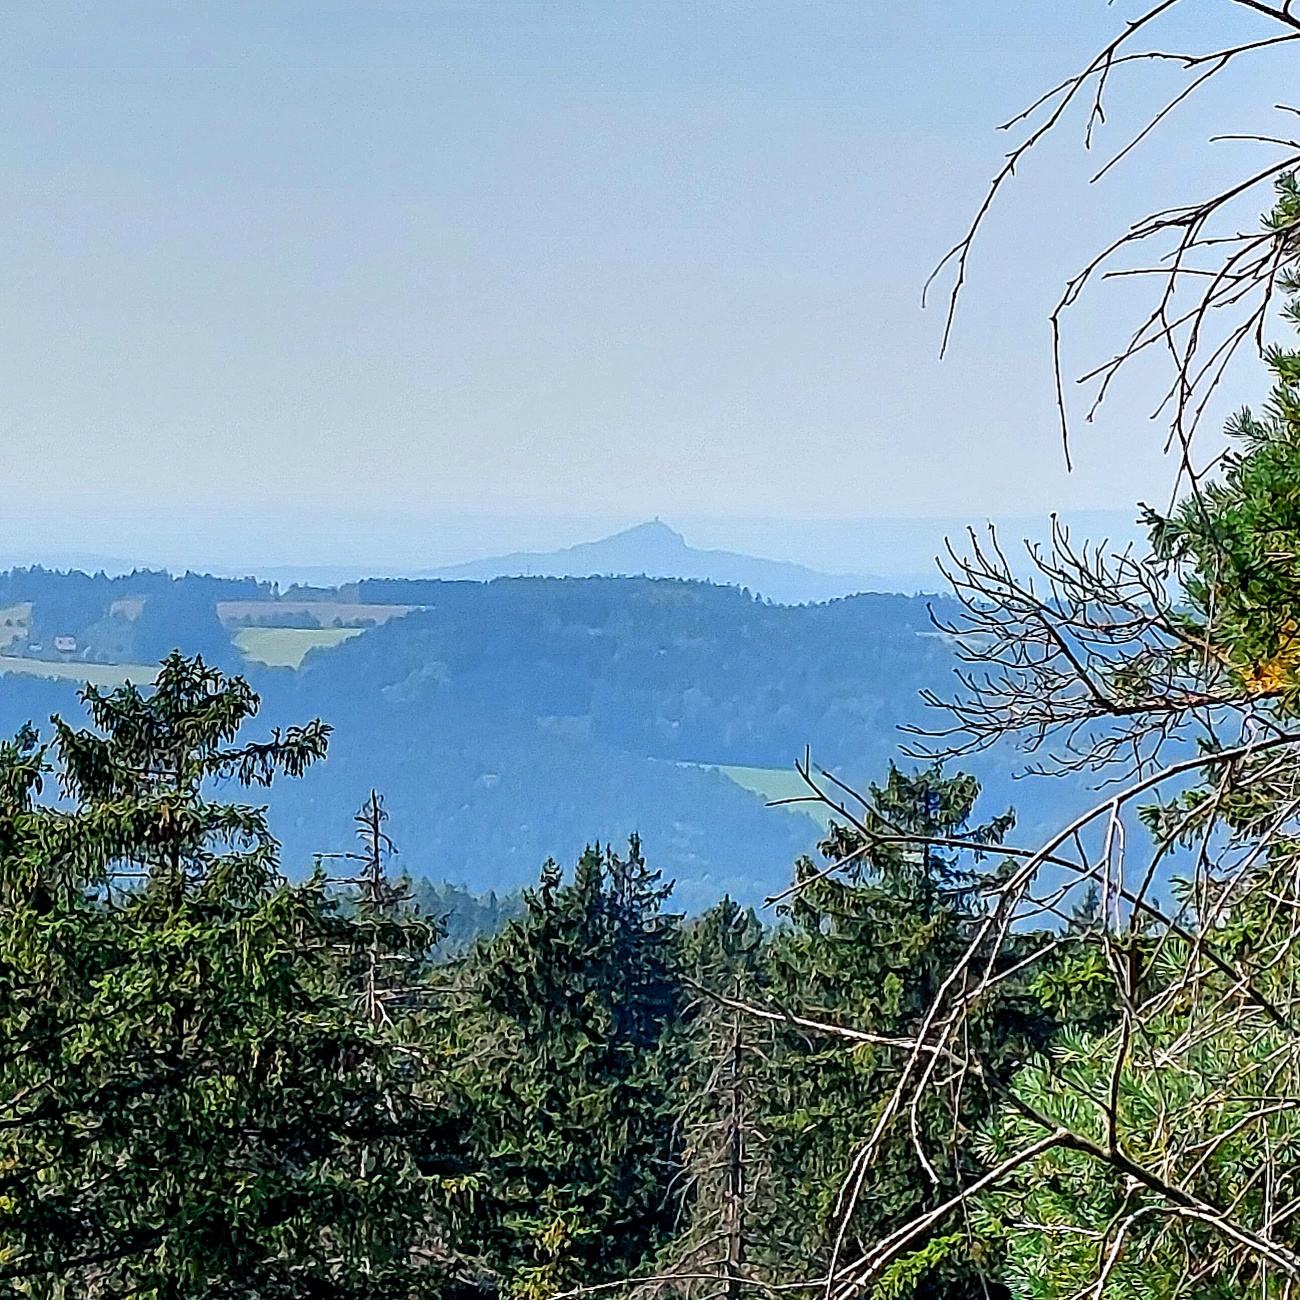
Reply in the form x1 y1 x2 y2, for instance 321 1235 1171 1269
716 764 835 829
678 761 832 829
0 656 156 688
234 626 365 669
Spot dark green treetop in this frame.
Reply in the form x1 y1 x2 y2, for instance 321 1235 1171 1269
0 653 460 1299
438 837 684 1300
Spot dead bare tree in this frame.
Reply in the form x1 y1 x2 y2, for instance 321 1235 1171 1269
645 989 762 1300
926 0 1300 486
897 516 1290 779
735 6 1300 1293
318 790 434 1026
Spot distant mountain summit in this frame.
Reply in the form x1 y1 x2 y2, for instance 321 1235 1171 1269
431 520 890 604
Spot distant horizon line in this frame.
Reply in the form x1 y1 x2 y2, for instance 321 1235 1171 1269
0 508 1150 595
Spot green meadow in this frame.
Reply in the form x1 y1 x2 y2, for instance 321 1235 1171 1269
233 626 365 669
0 657 157 688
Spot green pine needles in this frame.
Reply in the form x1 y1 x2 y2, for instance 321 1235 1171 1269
0 654 454 1298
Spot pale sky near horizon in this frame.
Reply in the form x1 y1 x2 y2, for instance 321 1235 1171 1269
0 2 1288 570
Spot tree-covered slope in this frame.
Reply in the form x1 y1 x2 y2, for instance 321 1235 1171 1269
252 578 967 905
0 570 1084 907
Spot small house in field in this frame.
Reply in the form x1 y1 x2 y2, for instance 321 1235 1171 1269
54 636 76 655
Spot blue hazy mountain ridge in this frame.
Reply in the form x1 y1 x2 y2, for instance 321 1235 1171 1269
253 576 1094 908
0 512 1144 594
0 568 1096 910
428 520 910 603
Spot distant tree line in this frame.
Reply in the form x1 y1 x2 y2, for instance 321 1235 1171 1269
0 568 265 667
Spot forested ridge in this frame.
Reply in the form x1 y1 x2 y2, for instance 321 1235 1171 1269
3 574 1061 907
264 580 998 903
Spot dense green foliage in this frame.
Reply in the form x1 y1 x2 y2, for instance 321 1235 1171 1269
752 770 1024 1296
0 653 1086 1299
0 656 458 1296
437 839 683 1300
640 766 1072 1300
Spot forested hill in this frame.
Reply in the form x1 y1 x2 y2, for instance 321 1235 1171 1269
0 569 1076 908
291 577 951 766
254 578 972 905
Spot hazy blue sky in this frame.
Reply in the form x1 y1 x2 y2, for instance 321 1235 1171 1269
0 2 1285 570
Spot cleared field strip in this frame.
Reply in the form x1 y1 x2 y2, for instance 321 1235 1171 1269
234 626 364 668
0 657 157 688
716 764 835 828
679 761 832 829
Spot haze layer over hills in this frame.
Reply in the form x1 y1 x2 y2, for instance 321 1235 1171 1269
430 519 893 603
0 563 1098 910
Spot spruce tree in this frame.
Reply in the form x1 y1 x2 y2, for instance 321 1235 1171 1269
0 654 461 1298
755 765 1032 1300
441 838 683 1299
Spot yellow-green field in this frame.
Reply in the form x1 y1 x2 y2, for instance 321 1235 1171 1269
0 628 368 683
0 657 157 688
234 626 365 669
682 762 832 828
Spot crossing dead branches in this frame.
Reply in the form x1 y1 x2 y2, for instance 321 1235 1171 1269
927 0 1300 482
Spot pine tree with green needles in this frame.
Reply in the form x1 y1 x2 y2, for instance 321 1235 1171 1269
753 765 1036 1300
0 653 463 1298
439 838 684 1300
